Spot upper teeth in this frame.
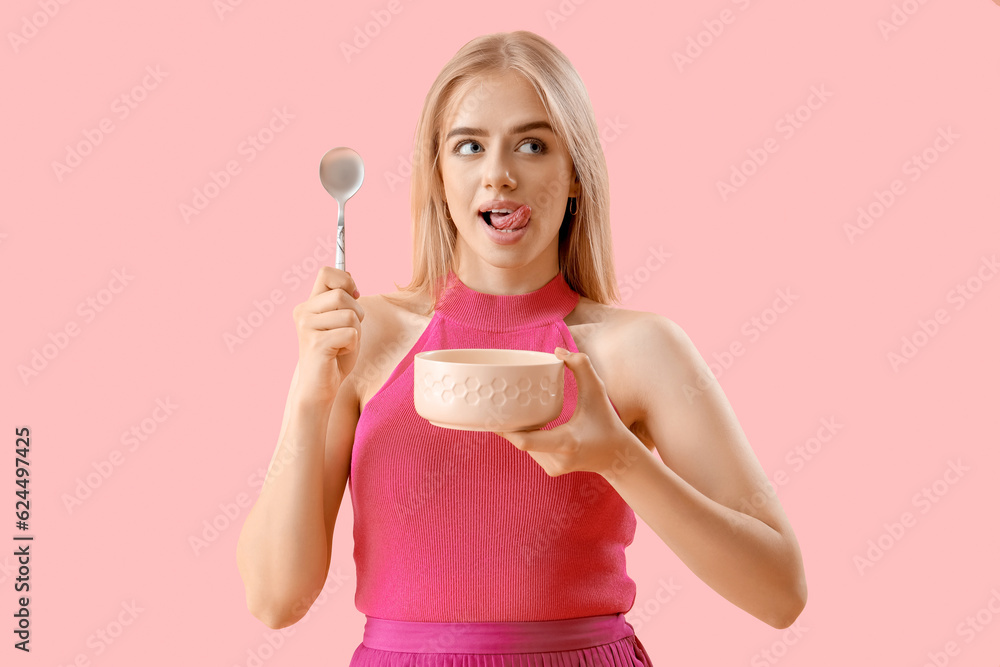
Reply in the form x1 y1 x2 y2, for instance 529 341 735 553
489 209 512 214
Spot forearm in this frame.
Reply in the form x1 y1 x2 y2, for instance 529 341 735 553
237 390 334 625
600 435 805 628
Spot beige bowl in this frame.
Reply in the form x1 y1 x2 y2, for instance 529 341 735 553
414 349 565 431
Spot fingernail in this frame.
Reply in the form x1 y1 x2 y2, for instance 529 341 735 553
554 347 568 357
353 289 361 298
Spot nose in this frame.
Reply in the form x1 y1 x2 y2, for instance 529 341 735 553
482 149 517 190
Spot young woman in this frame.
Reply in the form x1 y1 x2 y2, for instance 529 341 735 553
237 30 807 666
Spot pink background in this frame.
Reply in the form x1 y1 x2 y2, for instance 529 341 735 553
4 0 999 664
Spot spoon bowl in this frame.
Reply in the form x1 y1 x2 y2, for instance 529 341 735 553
319 147 365 271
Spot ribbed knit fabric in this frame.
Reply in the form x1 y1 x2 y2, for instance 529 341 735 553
349 269 638 622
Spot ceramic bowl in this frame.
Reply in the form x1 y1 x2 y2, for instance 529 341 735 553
413 349 564 431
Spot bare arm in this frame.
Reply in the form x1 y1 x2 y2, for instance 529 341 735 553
605 315 807 628
236 363 360 628
236 268 365 629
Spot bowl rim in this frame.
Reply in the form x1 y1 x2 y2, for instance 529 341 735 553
414 348 562 367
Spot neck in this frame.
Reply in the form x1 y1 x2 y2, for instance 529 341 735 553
451 261 560 296
434 266 580 331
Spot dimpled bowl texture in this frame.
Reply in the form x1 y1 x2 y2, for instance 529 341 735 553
413 349 565 431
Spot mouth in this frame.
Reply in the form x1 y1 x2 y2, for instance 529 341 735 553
479 204 531 232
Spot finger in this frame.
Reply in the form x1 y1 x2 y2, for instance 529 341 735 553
309 266 360 300
321 327 360 355
302 285 365 323
302 308 361 332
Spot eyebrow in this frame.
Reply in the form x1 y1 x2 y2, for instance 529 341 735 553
445 120 554 141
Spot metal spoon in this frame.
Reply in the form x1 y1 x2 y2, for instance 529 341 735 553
319 147 365 271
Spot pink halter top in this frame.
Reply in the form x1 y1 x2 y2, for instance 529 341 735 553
348 269 638 622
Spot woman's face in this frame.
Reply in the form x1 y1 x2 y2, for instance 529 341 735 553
439 71 580 279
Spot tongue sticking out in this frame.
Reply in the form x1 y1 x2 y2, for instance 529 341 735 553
488 204 531 230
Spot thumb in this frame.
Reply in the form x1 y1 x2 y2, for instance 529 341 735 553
554 346 598 384
554 346 605 405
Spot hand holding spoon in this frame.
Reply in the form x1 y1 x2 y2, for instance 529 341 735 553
319 147 365 271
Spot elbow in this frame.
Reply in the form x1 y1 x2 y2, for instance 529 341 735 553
239 564 307 630
252 606 301 630
766 573 808 629
764 532 808 629
245 591 307 630
240 579 323 630
237 539 313 629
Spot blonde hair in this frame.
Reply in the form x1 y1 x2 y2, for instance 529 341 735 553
390 30 619 313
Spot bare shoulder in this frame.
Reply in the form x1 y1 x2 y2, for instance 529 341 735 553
352 288 434 411
357 289 432 337
568 297 698 433
567 296 688 363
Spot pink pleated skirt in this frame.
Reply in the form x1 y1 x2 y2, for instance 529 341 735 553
348 612 653 667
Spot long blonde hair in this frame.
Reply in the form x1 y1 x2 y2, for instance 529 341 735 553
390 30 619 313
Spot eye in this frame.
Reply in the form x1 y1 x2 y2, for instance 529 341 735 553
454 140 483 155
518 140 547 154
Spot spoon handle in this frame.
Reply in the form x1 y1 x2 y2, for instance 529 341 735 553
336 201 346 271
